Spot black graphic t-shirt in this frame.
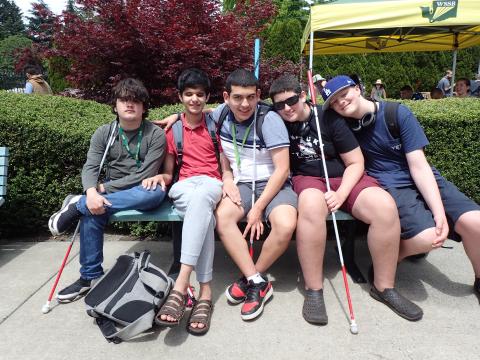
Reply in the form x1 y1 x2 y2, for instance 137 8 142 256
288 106 359 178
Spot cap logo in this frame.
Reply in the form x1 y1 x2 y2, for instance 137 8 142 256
324 88 331 96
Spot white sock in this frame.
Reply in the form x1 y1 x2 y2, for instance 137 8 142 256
247 273 264 284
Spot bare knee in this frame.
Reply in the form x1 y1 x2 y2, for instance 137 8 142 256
269 206 297 244
353 188 398 226
298 190 328 224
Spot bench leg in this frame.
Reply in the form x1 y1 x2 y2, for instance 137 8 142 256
341 221 366 284
167 221 182 280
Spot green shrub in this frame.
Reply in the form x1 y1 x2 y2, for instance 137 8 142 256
0 92 478 236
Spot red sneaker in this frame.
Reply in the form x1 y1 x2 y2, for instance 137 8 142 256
240 278 273 320
225 276 249 304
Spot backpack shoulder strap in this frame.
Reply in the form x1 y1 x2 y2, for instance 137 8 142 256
384 101 400 139
205 113 222 176
171 114 183 183
255 102 272 146
216 104 231 136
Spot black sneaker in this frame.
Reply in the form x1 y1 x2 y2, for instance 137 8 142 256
48 195 82 236
303 289 328 325
474 278 480 302
225 276 249 304
240 278 273 320
370 285 423 321
57 277 92 301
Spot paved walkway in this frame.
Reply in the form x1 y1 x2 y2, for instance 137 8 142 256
0 237 479 360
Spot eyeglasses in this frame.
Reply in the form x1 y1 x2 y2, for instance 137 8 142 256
273 94 300 111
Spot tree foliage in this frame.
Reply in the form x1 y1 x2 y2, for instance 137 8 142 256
26 1 56 48
0 35 32 72
264 18 302 63
50 0 296 104
0 0 25 41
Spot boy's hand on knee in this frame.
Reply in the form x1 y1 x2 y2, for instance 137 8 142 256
432 215 449 247
142 175 166 191
243 207 264 241
222 180 241 205
86 189 111 215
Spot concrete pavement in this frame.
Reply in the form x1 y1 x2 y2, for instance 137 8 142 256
0 236 479 360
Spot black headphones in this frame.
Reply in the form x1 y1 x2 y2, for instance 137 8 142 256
349 99 378 132
287 103 314 137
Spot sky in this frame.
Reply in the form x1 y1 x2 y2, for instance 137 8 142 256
14 0 68 18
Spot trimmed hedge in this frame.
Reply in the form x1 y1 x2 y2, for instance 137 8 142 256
0 91 479 236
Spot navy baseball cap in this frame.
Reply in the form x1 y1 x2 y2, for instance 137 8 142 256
321 75 356 110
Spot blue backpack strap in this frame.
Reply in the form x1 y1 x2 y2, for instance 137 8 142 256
205 113 222 176
384 101 400 139
171 114 183 183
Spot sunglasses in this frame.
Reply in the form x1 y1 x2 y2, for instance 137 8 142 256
273 94 300 111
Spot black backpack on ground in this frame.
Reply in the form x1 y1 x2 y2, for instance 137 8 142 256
84 251 173 343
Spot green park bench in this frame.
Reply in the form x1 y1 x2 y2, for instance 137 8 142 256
110 200 366 283
0 147 8 208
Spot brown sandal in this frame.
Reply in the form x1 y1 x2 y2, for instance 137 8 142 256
187 299 213 335
155 289 186 327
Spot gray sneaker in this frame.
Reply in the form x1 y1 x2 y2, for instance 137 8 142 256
48 195 82 236
370 285 423 321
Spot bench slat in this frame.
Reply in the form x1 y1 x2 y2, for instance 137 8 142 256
109 201 355 222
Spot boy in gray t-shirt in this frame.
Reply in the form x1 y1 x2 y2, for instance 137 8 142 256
48 78 166 301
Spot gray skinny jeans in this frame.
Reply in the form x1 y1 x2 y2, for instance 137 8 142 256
168 175 223 283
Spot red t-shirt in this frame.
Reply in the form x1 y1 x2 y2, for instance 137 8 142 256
166 113 223 181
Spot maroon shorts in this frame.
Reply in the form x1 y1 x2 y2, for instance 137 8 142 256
291 173 380 213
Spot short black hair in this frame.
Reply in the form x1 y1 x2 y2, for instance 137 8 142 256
24 64 42 75
400 85 413 92
111 78 150 119
269 74 302 102
177 68 211 95
225 68 259 93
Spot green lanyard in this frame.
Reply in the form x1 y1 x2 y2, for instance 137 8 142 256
230 121 253 170
118 121 144 168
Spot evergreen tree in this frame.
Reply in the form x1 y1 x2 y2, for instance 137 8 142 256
0 0 25 41
26 1 56 47
264 18 302 63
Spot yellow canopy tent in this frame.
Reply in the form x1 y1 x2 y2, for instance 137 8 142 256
302 0 480 86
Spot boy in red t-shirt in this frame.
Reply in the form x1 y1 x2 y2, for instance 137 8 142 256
143 68 232 335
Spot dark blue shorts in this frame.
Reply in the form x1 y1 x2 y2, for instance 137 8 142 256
386 175 480 240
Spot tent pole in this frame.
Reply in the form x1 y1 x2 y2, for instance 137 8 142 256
451 49 457 96
309 4 313 71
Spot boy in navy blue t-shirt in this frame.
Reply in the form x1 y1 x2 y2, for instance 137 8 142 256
321 75 480 305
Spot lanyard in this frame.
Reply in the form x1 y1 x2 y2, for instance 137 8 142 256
230 120 254 170
118 121 144 168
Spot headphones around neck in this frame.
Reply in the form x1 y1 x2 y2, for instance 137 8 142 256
349 99 378 132
287 103 315 137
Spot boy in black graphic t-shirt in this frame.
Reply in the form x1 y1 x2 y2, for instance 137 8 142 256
269 75 423 325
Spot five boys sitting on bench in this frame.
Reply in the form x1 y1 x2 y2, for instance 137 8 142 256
49 70 480 335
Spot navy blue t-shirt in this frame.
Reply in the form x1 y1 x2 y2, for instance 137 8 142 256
354 102 439 188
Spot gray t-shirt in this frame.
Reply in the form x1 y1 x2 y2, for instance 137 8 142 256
82 120 166 193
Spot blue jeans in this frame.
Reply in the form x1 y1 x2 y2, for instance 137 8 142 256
76 185 166 280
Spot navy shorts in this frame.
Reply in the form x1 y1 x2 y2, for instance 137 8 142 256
387 175 480 240
238 180 298 221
